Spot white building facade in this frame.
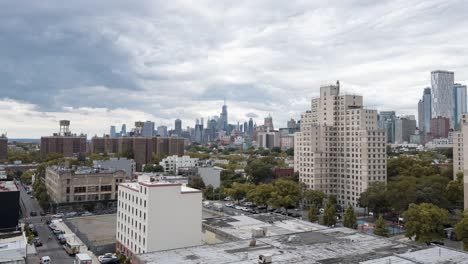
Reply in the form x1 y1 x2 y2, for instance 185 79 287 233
116 175 202 258
295 82 387 207
159 155 199 173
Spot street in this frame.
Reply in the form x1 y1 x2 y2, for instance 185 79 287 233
18 183 74 263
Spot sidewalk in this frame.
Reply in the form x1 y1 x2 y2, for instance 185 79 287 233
55 220 100 263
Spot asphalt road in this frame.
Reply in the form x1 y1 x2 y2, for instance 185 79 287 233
18 183 74 263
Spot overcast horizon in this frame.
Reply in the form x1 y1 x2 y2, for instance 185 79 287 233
1 0 468 138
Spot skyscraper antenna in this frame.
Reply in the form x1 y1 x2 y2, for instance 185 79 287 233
224 97 226 106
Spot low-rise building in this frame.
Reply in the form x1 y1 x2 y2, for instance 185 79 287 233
0 232 27 264
159 155 199 173
0 181 20 231
197 167 222 188
45 166 125 204
116 175 202 259
135 214 468 264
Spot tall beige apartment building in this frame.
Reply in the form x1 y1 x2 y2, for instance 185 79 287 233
453 114 468 210
294 82 387 207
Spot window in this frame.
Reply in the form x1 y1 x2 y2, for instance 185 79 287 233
66 187 70 194
101 185 112 192
74 187 86 193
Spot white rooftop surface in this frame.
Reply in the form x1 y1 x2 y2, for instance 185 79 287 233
203 214 327 240
120 181 199 193
138 214 468 264
0 234 27 262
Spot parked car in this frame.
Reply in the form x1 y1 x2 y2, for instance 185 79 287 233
49 224 57 230
319 208 325 214
224 196 232 201
65 212 78 218
30 211 37 217
98 253 119 263
234 206 243 210
52 213 64 219
40 211 46 216
33 237 43 247
225 203 234 207
41 256 51 264
81 211 93 217
57 234 67 244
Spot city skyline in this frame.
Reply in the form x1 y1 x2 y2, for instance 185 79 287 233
2 1 468 138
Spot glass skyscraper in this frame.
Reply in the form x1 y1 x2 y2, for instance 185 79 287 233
431 70 455 128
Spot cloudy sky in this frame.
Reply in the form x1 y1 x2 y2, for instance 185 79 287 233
1 0 468 138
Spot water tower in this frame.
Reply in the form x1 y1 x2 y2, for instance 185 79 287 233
135 121 144 136
59 120 71 136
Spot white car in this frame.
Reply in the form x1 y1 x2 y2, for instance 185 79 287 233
41 256 51 264
234 206 243 210
81 211 93 216
224 196 232 201
225 203 234 207
52 213 64 219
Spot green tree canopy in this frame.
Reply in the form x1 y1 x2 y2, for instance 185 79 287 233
304 189 325 207
455 211 468 251
403 203 449 244
374 216 389 237
188 176 206 190
225 182 255 202
247 183 274 207
343 204 357 229
308 203 318 223
322 200 336 227
268 179 301 211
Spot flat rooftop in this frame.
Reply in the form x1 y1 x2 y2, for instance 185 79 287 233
203 214 327 240
137 214 468 264
49 165 118 175
121 178 199 193
0 181 18 192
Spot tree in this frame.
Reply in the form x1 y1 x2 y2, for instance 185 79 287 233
247 184 274 207
268 179 301 212
343 204 357 229
308 203 318 223
358 182 389 215
455 211 468 251
225 182 255 203
271 147 282 153
304 189 325 207
322 200 336 227
445 172 463 207
403 203 449 244
245 159 275 184
20 170 34 185
188 176 206 190
143 164 164 173
285 148 294 156
374 216 389 237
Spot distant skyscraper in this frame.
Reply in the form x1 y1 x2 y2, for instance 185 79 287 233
378 111 396 143
431 116 450 139
248 118 254 136
142 121 155 137
243 122 248 134
287 118 297 129
175 119 182 136
219 100 228 132
157 126 168 137
264 114 274 131
110 126 116 138
418 88 432 134
121 124 127 136
395 116 416 144
454 83 467 130
431 70 455 128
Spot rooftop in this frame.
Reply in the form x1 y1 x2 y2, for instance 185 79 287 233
120 176 199 193
48 165 120 175
0 181 18 192
136 214 468 264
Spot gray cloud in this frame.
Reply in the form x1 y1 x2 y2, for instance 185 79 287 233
1 0 468 137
